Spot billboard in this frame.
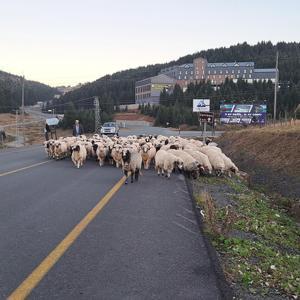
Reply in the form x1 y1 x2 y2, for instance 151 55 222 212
220 104 267 124
193 99 210 112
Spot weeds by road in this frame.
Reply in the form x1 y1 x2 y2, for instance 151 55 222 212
193 176 300 299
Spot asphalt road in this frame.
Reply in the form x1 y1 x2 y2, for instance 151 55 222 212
119 125 223 138
0 146 228 299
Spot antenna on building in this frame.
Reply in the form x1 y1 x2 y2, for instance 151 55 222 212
94 96 101 133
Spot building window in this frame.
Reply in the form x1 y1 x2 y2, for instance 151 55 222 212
244 69 247 74
214 70 216 74
232 70 234 74
250 69 252 73
220 70 223 74
185 71 188 74
238 70 240 74
208 70 211 74
178 76 181 80
184 76 187 79
243 74 246 78
237 75 239 78
179 71 181 74
191 71 193 74
249 74 252 79
226 70 228 74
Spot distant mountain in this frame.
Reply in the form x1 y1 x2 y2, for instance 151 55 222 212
56 41 300 110
0 70 60 113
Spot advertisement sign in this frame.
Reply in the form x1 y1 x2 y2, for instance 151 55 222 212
220 104 267 124
193 99 210 112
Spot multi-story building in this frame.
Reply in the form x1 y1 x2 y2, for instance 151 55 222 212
135 57 277 104
159 57 277 87
135 74 176 105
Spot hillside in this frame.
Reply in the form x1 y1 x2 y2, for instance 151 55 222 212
0 70 59 113
217 121 300 201
55 41 300 113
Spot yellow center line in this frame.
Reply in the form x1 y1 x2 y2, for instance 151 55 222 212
8 175 127 300
0 161 52 177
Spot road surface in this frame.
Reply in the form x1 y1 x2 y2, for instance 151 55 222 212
24 106 224 139
0 146 230 299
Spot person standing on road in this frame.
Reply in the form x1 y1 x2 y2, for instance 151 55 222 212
44 121 51 141
72 120 84 137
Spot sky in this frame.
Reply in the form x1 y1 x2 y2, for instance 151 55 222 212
1 0 299 87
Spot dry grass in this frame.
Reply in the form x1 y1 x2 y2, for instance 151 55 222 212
218 122 300 177
197 191 237 236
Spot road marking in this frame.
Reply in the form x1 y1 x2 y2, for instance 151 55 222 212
0 161 52 177
0 146 42 156
176 213 197 225
172 221 198 235
8 175 127 300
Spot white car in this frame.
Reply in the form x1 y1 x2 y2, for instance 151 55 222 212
100 122 119 136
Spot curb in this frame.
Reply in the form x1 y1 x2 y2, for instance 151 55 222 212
185 177 234 300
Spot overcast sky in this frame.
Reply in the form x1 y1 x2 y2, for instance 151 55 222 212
1 0 299 87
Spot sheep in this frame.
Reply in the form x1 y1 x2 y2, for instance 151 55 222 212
43 134 239 180
71 143 87 168
199 147 226 175
155 150 183 178
183 149 213 174
53 141 68 160
111 144 123 168
121 147 142 184
220 153 239 176
167 149 199 179
96 143 108 167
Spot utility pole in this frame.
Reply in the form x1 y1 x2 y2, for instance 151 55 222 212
273 51 279 122
21 76 25 144
15 109 19 144
94 96 101 133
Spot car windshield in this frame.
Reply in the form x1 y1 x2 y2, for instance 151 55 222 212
102 122 115 127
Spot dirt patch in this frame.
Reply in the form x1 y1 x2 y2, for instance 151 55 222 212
114 112 154 123
217 123 300 201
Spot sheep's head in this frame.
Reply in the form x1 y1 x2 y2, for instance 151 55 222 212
71 145 80 152
142 144 150 153
122 149 131 163
175 158 184 170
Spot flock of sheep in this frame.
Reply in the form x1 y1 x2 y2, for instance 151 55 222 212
44 134 239 184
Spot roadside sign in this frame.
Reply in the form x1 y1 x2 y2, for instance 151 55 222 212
193 99 210 112
46 118 59 126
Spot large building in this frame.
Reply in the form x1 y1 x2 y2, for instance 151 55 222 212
135 57 277 104
160 57 277 87
135 74 176 105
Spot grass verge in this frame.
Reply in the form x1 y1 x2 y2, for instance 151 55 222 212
194 176 300 298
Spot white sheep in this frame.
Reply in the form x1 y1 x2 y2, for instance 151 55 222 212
155 150 183 178
184 149 213 174
121 147 142 184
71 143 87 168
111 144 123 168
167 149 199 179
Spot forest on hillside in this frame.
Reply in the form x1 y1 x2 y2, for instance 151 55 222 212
0 71 59 113
51 41 300 119
142 78 300 127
